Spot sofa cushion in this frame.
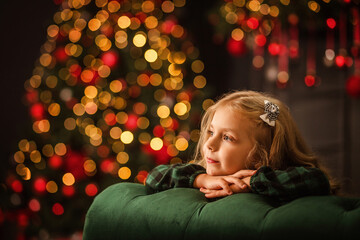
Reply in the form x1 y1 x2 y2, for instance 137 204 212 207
83 182 360 240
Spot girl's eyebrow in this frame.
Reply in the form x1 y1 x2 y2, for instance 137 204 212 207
209 124 239 134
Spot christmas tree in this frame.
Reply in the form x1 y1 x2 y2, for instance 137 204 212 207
2 0 211 238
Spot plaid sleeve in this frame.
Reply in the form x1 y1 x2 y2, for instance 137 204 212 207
145 163 206 194
250 166 330 202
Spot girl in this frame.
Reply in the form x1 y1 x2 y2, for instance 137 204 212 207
145 90 336 202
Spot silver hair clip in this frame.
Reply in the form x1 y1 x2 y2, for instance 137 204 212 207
260 100 279 127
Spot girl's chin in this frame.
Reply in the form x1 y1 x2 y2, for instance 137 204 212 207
206 167 223 176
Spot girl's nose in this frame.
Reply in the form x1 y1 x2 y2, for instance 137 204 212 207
206 137 217 151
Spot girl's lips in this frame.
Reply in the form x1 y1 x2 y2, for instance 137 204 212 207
206 158 219 164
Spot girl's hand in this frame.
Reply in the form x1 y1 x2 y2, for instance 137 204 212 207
199 182 251 198
194 170 256 198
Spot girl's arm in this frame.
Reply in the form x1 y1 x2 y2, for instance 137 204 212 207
250 166 331 202
145 163 206 194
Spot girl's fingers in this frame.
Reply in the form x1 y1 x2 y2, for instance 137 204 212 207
224 176 247 189
204 189 231 198
231 170 256 178
218 179 232 195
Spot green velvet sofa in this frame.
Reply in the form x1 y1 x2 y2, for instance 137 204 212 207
83 182 360 240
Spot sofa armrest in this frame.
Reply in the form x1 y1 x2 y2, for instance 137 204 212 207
83 182 360 240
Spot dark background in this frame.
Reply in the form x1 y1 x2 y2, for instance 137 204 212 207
0 0 359 196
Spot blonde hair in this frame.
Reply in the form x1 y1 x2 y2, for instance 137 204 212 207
193 90 338 191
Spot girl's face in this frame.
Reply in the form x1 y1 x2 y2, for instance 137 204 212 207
203 106 255 176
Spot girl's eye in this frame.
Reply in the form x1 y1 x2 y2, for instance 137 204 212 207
208 130 214 136
223 135 233 142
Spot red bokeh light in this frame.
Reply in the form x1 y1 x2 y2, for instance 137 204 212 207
254 34 267 47
11 180 23 193
48 155 63 169
104 112 117 126
153 125 165 137
54 47 68 62
304 75 316 87
136 170 148 184
326 18 336 29
101 51 119 68
29 199 41 212
346 75 360 97
268 43 281 56
247 17 259 29
100 159 115 173
30 103 45 120
62 185 75 197
69 64 82 77
335 55 345 67
85 184 98 197
227 38 247 56
52 203 64 215
161 20 176 34
33 177 47 194
17 213 29 227
125 114 138 130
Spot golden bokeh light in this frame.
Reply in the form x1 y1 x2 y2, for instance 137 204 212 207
47 24 59 38
110 126 122 139
69 29 81 43
116 152 129 164
118 167 131 180
117 16 131 29
18 139 30 152
193 75 206 89
157 105 170 118
138 132 151 144
14 151 25 163
95 0 108 8
162 1 175 13
84 86 98 99
133 32 147 47
48 103 61 116
84 159 97 173
109 80 123 93
42 144 54 157
98 65 111 78
46 75 58 88
62 173 75 186
120 131 134 144
202 99 215 110
89 18 101 31
231 28 244 41
73 103 86 116
145 16 158 29
191 60 204 73
150 137 163 151
30 150 42 163
175 137 189 151
85 102 98 115
40 54 52 67
144 49 158 62
167 144 179 157
54 143 67 156
30 75 42 88
46 181 58 193
142 1 155 12
107 1 121 12
64 118 76 130
174 102 187 116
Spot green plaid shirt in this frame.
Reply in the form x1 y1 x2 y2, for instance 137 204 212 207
145 164 330 202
